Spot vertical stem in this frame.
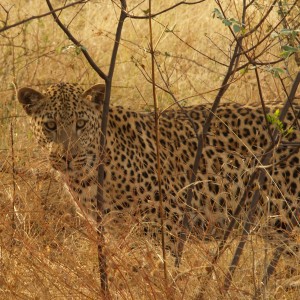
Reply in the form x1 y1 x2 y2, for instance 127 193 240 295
148 0 168 281
10 41 17 237
10 121 16 233
254 245 284 299
96 0 128 295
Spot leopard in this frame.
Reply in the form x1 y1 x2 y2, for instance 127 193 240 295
17 82 300 263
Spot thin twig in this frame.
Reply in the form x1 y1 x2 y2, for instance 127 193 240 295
242 0 278 38
125 0 206 19
254 67 274 141
10 121 16 234
155 20 229 68
254 245 285 299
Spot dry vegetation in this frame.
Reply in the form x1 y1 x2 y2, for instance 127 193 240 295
0 0 300 299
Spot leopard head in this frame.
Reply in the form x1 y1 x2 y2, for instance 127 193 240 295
18 83 105 175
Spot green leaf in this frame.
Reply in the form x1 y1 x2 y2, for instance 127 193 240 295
165 25 176 33
233 24 241 33
222 19 232 26
280 28 293 35
280 28 299 37
266 109 290 134
266 25 273 33
142 9 150 15
212 8 223 19
285 127 294 137
270 31 279 39
280 51 289 58
271 29 300 40
75 45 86 55
213 8 244 33
269 67 285 78
240 67 248 75
282 45 298 52
280 45 299 58
56 46 63 54
229 18 238 23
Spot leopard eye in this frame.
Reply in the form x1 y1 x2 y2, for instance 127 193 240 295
76 119 87 130
44 121 57 131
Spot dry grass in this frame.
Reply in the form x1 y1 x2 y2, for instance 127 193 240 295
1 0 300 299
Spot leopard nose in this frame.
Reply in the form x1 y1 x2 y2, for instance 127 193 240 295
61 155 76 170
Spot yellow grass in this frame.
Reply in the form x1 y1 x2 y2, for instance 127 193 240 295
0 0 300 299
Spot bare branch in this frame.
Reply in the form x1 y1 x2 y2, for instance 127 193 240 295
0 1 88 33
125 0 206 19
45 0 107 81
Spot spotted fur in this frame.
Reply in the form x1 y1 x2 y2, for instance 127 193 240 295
18 83 300 257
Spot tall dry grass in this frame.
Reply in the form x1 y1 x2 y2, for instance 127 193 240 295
0 0 300 299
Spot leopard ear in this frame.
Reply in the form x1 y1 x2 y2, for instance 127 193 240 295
82 84 106 105
17 87 44 115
